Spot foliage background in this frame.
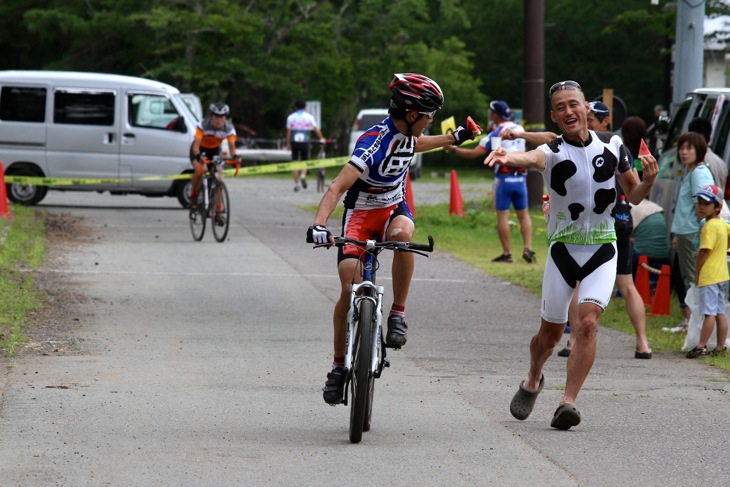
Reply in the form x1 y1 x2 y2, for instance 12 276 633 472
0 0 729 151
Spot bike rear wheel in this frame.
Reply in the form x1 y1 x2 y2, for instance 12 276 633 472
211 181 230 243
189 193 206 241
349 298 374 443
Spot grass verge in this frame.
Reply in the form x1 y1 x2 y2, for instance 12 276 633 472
411 200 728 369
0 205 46 356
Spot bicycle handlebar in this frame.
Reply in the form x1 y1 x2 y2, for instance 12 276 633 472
319 235 435 254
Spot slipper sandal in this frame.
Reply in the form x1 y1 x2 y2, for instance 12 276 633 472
634 349 652 359
510 374 544 421
550 403 581 430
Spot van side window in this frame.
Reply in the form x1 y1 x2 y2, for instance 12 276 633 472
129 94 183 131
0 86 46 122
54 90 115 126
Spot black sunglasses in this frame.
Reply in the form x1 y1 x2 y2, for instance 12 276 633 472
549 80 582 97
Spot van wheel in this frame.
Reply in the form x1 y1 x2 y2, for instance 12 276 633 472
6 168 48 206
175 179 193 208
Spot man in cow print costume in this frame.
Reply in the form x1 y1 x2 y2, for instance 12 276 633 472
485 80 658 430
307 74 481 406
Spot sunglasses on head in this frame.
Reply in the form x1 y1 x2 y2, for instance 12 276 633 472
549 80 582 97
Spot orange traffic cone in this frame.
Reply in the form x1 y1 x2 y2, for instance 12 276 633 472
648 265 671 317
449 170 464 216
405 171 416 217
0 162 12 219
635 255 651 306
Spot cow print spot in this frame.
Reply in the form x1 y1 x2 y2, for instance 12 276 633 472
592 147 617 183
568 203 584 221
550 160 577 197
594 188 616 214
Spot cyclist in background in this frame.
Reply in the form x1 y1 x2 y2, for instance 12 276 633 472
190 102 237 216
307 73 480 405
287 99 325 192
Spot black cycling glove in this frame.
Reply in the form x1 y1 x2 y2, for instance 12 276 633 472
452 126 476 146
306 225 332 245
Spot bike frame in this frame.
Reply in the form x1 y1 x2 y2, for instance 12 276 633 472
344 240 385 378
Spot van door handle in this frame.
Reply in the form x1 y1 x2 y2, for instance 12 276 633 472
122 133 136 144
105 133 116 144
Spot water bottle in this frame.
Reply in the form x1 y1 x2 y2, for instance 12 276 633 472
542 194 550 225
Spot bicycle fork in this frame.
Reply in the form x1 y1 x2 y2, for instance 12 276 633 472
344 281 388 378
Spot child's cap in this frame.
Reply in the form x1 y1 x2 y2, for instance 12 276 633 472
694 184 722 205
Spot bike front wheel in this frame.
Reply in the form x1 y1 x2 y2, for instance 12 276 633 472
189 195 206 241
211 181 230 243
349 298 374 444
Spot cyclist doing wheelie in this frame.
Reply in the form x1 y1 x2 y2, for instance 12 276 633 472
307 73 481 405
190 102 237 224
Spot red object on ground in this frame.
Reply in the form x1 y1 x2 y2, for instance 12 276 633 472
639 138 651 157
648 265 671 317
466 116 482 134
449 170 464 216
0 162 13 219
635 255 651 306
405 171 416 217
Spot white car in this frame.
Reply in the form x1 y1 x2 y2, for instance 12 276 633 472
348 108 422 179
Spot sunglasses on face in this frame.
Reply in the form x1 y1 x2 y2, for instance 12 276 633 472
418 110 436 119
549 80 582 97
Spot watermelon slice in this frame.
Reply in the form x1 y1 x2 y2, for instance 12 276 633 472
466 116 482 134
638 138 651 156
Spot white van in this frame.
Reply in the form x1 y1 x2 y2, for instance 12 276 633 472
0 71 199 207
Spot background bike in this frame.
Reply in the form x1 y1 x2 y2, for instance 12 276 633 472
319 235 434 443
314 139 337 193
189 155 239 243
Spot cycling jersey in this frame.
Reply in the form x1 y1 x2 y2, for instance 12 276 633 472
194 118 236 150
286 110 319 144
537 130 633 244
345 117 414 210
483 121 527 177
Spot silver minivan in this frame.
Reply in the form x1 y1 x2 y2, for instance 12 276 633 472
650 88 730 231
0 71 198 207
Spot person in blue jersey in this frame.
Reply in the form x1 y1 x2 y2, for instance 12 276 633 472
485 80 658 430
447 100 536 263
306 73 481 405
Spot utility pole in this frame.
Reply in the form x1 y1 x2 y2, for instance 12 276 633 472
672 0 705 110
523 0 545 205
523 0 545 133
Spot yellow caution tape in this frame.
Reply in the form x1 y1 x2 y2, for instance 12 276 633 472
3 136 485 187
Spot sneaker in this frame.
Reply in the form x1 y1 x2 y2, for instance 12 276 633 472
492 253 513 263
215 214 226 226
522 248 536 263
686 346 707 359
301 177 308 189
322 367 347 405
386 314 408 348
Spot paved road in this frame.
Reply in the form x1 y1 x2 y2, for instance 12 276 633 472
1 176 729 486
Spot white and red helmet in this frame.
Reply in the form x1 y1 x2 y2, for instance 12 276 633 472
388 73 444 113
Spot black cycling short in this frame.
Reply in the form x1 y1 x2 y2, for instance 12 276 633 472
291 142 310 162
189 142 221 164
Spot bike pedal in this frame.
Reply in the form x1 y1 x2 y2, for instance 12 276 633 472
383 359 390 368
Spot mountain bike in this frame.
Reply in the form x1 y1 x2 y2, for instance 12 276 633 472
189 155 239 243
319 235 434 443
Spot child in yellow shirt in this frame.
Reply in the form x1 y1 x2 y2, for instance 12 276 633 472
687 185 730 358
